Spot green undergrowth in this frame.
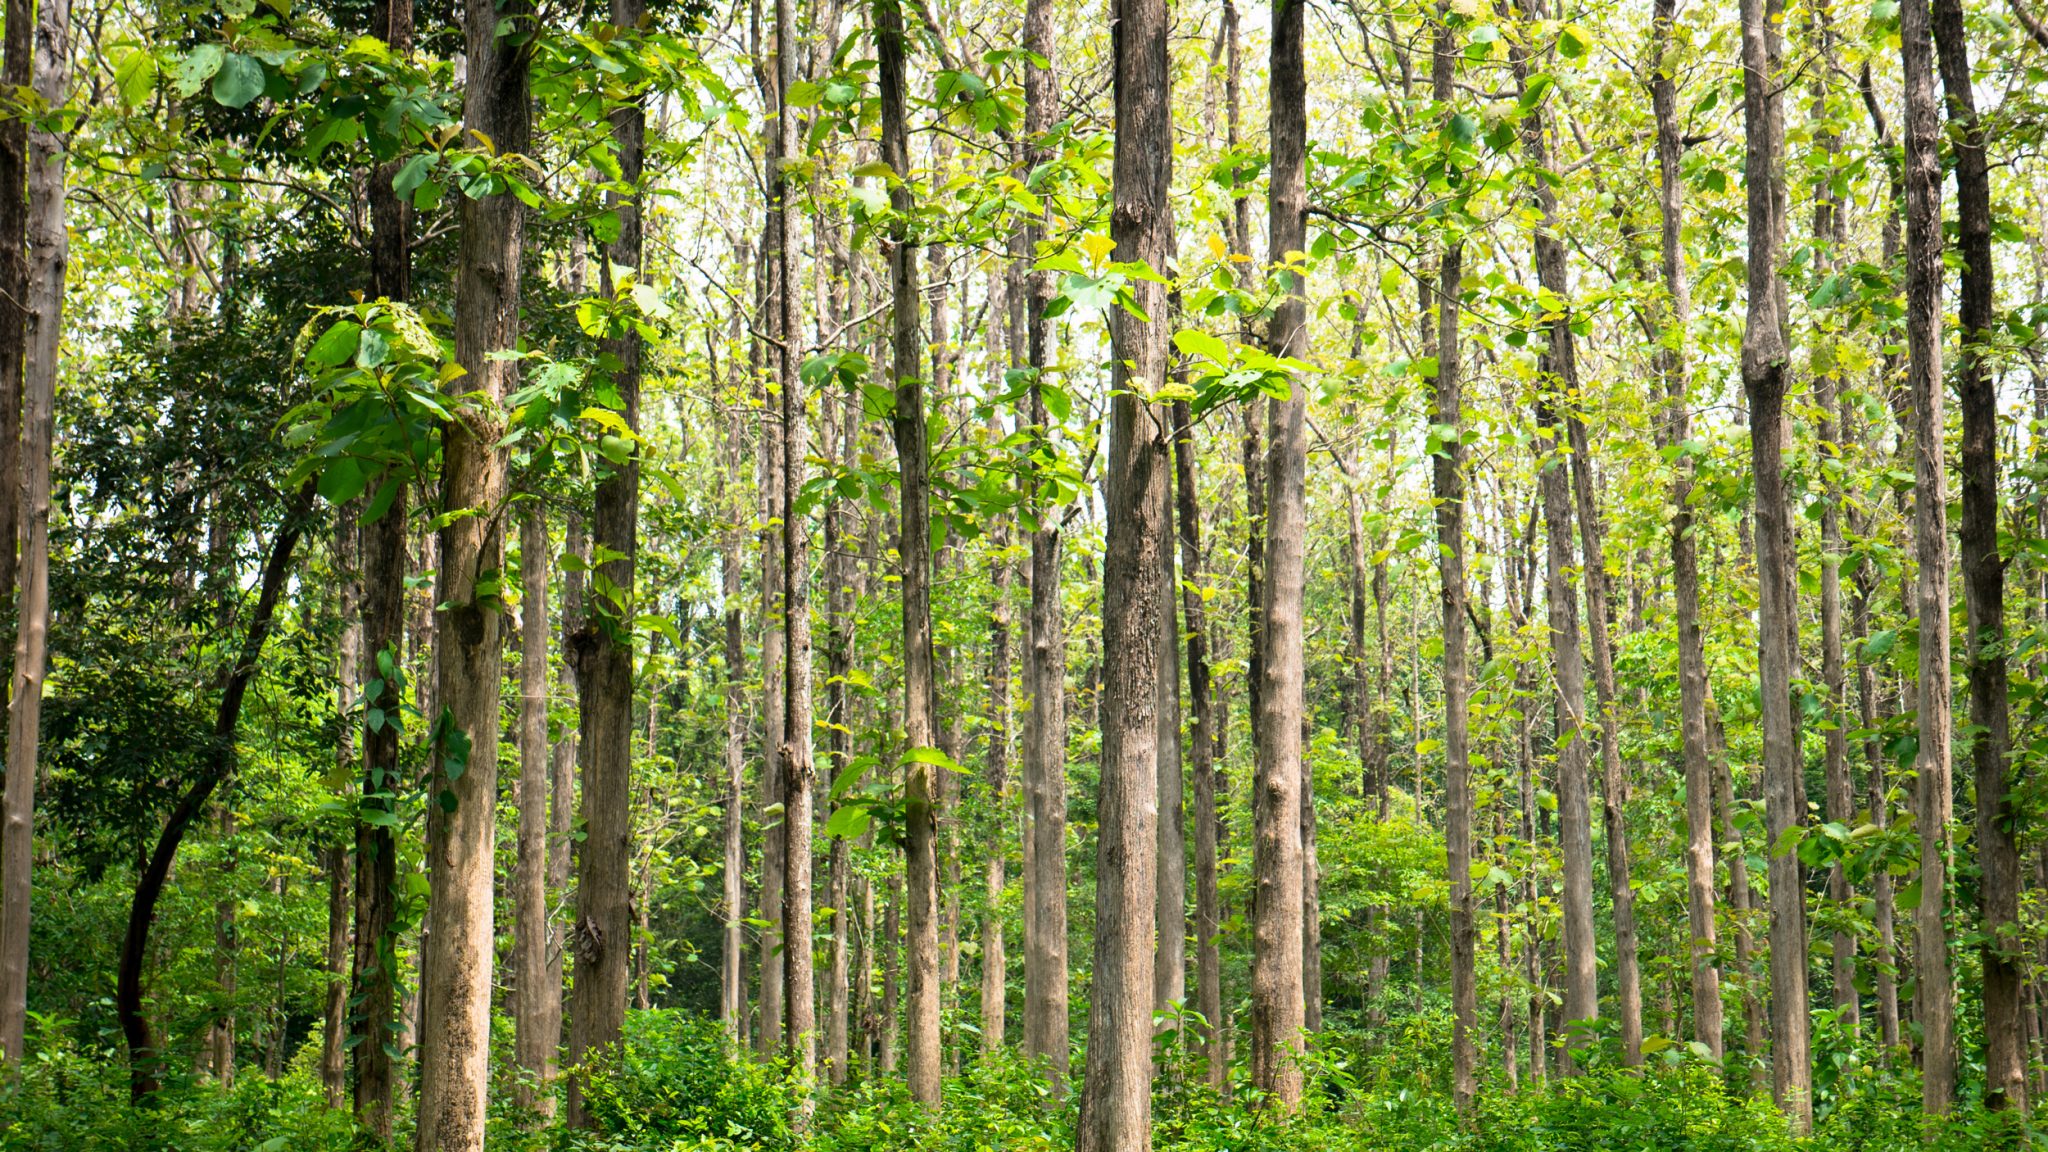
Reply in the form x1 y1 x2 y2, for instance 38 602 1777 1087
2 1009 2041 1151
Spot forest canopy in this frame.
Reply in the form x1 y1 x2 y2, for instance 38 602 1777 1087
0 0 2040 1145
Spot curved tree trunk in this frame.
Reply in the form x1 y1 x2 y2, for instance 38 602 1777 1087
117 486 316 1101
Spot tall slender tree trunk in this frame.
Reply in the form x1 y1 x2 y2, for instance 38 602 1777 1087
1173 401 1222 1084
826 382 858 1081
353 463 407 1136
0 0 28 1065
1738 0 1810 1121
1430 5 1477 1105
1900 0 1953 1111
1565 426 1642 1068
1522 78 1597 1070
1249 0 1307 1109
321 517 361 1107
720 363 750 1043
566 0 646 1121
550 515 582 1053
514 509 557 1114
1156 484 1187 1028
1076 0 1169 1138
0 0 58 1069
780 113 817 1089
1933 0 2020 1110
877 0 940 1105
1806 28 1860 1040
1019 0 1069 1087
414 0 528 1141
755 188 788 1067
982 514 1012 1055
1854 62 1905 1058
1649 0 1721 1059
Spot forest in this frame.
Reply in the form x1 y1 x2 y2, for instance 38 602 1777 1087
0 0 2038 1142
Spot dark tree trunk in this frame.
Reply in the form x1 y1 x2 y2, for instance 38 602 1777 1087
1173 400 1223 1086
877 0 941 1105
566 0 646 1122
118 488 316 1101
1933 0 2020 1110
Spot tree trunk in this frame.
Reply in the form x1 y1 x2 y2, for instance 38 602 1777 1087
826 379 858 1081
1076 0 1168 1137
0 0 28 1062
878 0 941 1105
1650 0 1721 1060
549 516 582 1056
1173 400 1222 1084
322 518 361 1107
414 0 528 1139
721 400 749 1043
1019 0 1069 1087
118 489 315 1100
514 508 556 1114
1157 472 1187 1027
566 0 646 1120
349 6 412 1127
1738 0 1811 1121
982 519 1012 1055
1933 0 2019 1110
1564 396 1641 1071
354 492 407 1140
1428 6 1478 1105
1249 0 1307 1109
0 0 59 1068
1900 0 1953 1111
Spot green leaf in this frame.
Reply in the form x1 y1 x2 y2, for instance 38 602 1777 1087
902 745 967 773
211 53 266 109
115 49 158 108
824 805 871 840
1173 328 1230 364
317 457 367 504
356 327 390 369
174 44 224 97
308 321 362 369
392 154 433 199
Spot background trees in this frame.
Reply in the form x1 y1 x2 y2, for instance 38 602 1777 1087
3 0 2048 1146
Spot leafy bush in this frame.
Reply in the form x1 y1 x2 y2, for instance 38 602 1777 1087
560 1010 797 1152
